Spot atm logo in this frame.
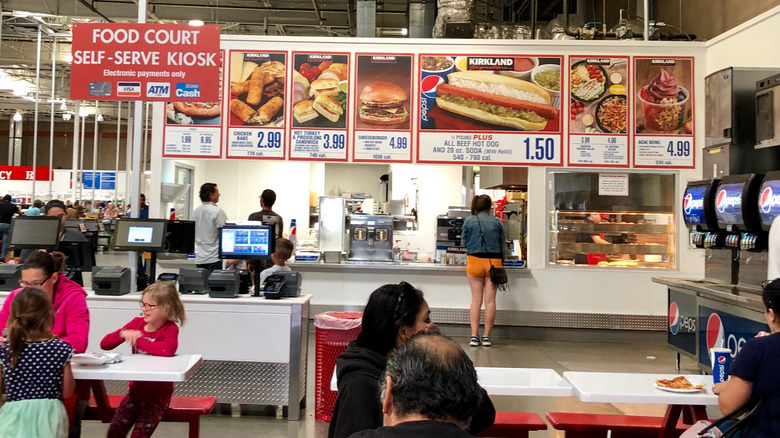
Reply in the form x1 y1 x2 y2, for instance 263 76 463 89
146 82 170 98
706 313 725 351
760 186 780 214
683 193 703 215
716 190 741 213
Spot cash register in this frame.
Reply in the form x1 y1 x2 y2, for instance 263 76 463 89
3 217 60 290
218 224 276 296
260 271 303 299
91 266 132 295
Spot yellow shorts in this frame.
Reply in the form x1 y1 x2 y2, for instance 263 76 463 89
466 255 503 278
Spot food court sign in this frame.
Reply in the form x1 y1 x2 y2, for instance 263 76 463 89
70 23 220 101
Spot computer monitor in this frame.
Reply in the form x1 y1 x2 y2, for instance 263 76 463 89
9 217 61 250
112 218 168 252
219 225 275 260
65 218 81 230
164 220 195 254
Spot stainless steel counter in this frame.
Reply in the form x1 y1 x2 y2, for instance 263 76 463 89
652 277 764 312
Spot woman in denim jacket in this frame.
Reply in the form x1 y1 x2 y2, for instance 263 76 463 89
461 195 505 347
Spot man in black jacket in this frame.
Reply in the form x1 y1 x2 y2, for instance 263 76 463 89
348 333 483 438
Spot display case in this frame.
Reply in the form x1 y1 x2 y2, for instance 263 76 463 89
549 211 675 268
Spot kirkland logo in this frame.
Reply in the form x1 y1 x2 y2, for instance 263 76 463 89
175 83 201 98
146 82 170 98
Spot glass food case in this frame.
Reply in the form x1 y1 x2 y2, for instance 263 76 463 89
548 171 676 268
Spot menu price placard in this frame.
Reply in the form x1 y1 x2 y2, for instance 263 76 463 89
633 57 694 168
417 54 563 165
163 126 221 157
417 132 560 165
289 52 350 161
226 51 287 159
635 136 692 167
352 54 413 162
568 56 630 167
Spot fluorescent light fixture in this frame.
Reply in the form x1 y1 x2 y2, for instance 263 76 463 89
79 108 89 117
12 11 31 18
60 102 68 111
12 87 27 96
62 113 72 121
13 112 22 122
144 170 152 175
189 20 204 26
97 114 104 122
65 54 73 63
401 28 408 35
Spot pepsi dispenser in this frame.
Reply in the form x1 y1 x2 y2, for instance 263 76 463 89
683 179 721 249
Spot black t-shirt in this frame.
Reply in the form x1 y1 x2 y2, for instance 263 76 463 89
0 202 19 224
729 332 780 437
348 420 473 438
248 209 284 239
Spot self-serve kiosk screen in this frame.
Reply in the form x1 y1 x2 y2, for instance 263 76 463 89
219 225 275 260
112 218 167 251
759 171 780 231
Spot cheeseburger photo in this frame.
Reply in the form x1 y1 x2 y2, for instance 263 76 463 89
358 81 410 127
435 71 558 131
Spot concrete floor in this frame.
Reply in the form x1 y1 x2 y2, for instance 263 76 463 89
80 252 712 437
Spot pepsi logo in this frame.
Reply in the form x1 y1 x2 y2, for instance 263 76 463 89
668 302 680 335
715 189 741 214
717 355 727 364
760 186 780 214
420 75 445 98
683 193 703 215
706 313 725 351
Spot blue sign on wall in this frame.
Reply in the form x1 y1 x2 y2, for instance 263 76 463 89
82 171 116 191
100 172 116 190
698 305 768 369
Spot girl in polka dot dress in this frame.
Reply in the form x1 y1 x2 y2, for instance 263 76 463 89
101 281 186 438
0 287 75 438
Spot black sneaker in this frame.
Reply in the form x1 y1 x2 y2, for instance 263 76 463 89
469 336 481 346
481 336 492 347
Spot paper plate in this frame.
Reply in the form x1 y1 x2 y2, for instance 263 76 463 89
653 383 705 393
72 353 109 366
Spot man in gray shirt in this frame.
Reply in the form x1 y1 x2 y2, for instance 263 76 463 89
192 182 227 271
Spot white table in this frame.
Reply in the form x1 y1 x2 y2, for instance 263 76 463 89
331 366 574 397
74 353 203 423
564 371 718 438
72 353 203 382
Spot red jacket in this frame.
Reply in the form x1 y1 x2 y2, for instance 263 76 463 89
0 276 90 353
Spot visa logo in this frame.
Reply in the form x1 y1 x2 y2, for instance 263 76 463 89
176 83 200 98
146 82 170 98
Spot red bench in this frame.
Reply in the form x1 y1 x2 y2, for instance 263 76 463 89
546 412 693 438
85 394 217 438
475 411 548 437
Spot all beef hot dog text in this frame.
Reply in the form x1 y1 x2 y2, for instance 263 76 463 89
73 27 217 67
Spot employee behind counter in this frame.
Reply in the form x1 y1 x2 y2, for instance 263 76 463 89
574 212 609 265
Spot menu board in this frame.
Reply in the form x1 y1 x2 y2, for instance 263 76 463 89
225 51 287 159
568 56 630 167
162 51 224 158
288 52 350 161
417 54 563 165
352 54 413 162
633 57 695 168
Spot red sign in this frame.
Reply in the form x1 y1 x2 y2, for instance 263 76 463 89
0 166 51 181
70 23 221 102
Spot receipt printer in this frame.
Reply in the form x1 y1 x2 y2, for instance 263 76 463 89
261 271 302 299
178 268 210 295
91 266 131 296
208 269 240 298
0 264 22 291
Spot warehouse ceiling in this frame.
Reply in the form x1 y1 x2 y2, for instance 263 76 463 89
0 0 573 122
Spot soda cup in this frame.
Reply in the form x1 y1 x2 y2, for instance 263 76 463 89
710 347 732 384
419 56 455 129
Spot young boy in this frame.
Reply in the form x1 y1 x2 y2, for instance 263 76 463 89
260 238 294 286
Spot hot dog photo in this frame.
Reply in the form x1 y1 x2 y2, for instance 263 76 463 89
354 54 412 130
227 52 286 127
420 55 562 132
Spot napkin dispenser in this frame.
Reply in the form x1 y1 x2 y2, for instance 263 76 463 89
0 264 22 291
207 270 240 298
91 266 131 296
261 271 302 299
178 268 210 295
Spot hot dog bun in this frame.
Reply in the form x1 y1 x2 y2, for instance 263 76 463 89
435 71 557 131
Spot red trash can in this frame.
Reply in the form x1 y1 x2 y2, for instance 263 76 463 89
314 311 363 422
